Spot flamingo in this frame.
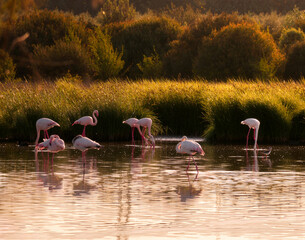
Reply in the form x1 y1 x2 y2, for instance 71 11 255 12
176 136 205 173
36 134 65 153
72 110 99 137
241 118 260 150
122 118 139 145
72 135 101 164
72 135 101 152
35 118 60 145
135 118 155 148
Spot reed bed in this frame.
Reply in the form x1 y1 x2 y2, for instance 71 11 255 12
0 78 304 144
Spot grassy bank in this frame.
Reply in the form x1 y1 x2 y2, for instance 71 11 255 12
1 77 304 144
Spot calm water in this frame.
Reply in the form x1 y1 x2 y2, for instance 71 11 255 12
1 139 305 239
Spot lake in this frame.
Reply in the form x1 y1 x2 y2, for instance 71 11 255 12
0 138 305 239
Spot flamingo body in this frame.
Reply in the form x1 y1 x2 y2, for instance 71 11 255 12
37 135 65 153
72 110 99 137
123 118 139 145
72 135 101 152
35 118 60 145
135 118 155 148
176 136 204 173
241 118 260 150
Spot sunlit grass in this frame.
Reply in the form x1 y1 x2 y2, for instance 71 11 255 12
0 77 304 144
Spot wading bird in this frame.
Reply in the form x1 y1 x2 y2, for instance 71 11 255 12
72 110 99 137
35 118 60 145
241 118 260 150
135 118 155 148
36 134 65 153
122 118 139 145
176 136 205 173
72 135 101 164
72 135 101 152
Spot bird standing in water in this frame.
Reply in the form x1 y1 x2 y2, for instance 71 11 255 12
72 110 99 137
176 136 205 173
35 118 60 145
135 118 155 148
241 118 260 150
122 118 139 145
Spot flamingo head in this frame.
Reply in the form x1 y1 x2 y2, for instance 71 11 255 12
49 121 60 127
181 136 188 141
94 110 99 117
150 135 155 147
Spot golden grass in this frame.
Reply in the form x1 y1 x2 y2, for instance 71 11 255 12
1 77 304 144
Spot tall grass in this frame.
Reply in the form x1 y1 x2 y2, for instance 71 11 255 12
0 78 304 144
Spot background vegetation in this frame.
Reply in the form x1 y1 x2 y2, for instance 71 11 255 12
0 1 304 144
0 79 304 145
2 2 305 80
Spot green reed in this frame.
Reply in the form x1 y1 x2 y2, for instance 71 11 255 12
0 78 304 144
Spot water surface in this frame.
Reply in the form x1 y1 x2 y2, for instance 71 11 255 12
0 141 305 239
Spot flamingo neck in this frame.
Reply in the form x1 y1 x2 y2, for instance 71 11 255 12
92 111 98 126
176 142 182 153
35 129 40 145
254 126 259 149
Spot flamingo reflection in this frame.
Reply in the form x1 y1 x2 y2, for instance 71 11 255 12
176 176 202 202
245 148 272 171
35 149 63 190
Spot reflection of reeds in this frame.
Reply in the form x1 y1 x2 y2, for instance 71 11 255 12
0 78 304 144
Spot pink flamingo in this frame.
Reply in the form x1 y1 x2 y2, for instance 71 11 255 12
72 110 99 137
176 136 205 173
35 118 60 145
123 118 139 145
36 134 65 153
241 118 260 150
72 135 101 152
135 118 155 148
72 135 101 164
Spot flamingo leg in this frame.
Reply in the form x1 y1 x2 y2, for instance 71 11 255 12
246 128 251 149
131 127 135 145
192 156 199 173
253 128 259 149
82 126 86 137
186 156 191 171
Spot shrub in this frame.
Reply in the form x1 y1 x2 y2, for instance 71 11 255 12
96 0 137 25
137 50 163 78
33 38 93 78
88 28 124 80
13 9 89 50
279 27 305 52
164 13 252 78
284 41 305 79
108 16 182 77
193 23 284 80
0 49 16 80
11 9 92 77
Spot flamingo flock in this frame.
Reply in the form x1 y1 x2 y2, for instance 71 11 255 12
35 111 264 176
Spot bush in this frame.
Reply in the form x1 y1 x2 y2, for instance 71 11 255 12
33 38 94 78
0 49 16 80
96 0 137 25
137 50 163 78
12 9 92 77
279 27 305 52
194 23 284 80
107 16 182 77
88 28 124 80
13 9 89 50
164 13 251 78
284 41 305 79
